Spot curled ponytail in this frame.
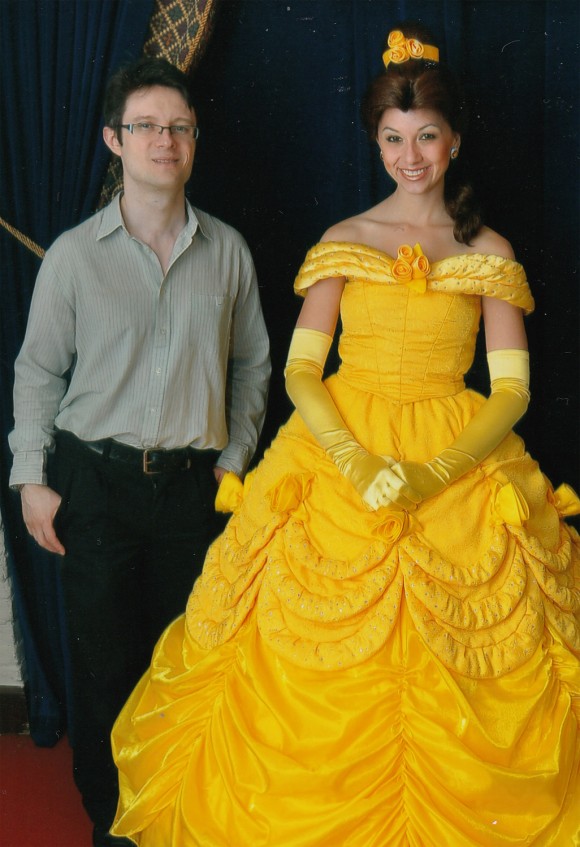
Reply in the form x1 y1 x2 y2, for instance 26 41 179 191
444 182 482 246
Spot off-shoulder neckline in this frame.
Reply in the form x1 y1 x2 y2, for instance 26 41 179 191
314 241 522 268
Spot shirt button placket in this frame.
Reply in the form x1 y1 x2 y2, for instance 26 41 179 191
143 286 171 446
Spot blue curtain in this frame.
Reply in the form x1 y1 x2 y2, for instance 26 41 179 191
1 0 578 745
0 0 155 744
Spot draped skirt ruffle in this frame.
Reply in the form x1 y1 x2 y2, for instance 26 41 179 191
112 378 580 845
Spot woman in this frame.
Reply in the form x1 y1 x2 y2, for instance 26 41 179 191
111 23 579 846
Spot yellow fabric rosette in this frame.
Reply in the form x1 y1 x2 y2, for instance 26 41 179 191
386 43 409 65
392 257 413 283
550 483 580 517
388 29 406 48
397 243 414 262
407 38 426 59
392 243 430 293
492 481 530 527
371 508 411 547
268 472 314 514
214 469 258 514
214 471 244 513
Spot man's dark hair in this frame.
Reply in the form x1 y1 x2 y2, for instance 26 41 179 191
104 56 195 142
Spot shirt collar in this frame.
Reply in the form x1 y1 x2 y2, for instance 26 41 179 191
184 198 211 241
97 192 125 240
96 193 211 242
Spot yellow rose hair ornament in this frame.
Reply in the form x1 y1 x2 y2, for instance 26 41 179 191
382 30 440 69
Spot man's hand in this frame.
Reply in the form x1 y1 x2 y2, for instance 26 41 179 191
20 484 65 555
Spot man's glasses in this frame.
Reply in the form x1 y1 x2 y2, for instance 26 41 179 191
120 122 200 139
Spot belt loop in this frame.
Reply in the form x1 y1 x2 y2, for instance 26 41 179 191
102 440 112 462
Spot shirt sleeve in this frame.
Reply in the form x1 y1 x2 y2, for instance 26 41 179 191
217 244 271 476
9 247 76 487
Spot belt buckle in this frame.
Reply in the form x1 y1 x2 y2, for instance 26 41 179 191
143 448 160 475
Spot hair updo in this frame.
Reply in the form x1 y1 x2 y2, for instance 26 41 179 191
361 22 482 245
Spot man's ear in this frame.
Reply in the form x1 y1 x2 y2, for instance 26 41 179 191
103 126 122 156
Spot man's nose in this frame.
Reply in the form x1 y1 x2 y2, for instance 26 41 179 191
156 127 175 143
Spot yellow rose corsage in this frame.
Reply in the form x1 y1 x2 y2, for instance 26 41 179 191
392 243 430 293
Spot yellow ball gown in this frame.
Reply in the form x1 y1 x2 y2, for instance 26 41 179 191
111 243 580 846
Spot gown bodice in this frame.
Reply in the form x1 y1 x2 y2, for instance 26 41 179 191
294 242 535 403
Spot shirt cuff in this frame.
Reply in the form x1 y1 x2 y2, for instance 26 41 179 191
9 451 47 488
217 442 250 478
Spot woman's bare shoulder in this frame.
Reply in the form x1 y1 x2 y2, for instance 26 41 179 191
470 226 515 260
319 202 394 245
320 216 369 244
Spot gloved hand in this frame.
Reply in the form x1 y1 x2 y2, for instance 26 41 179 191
387 348 530 506
285 327 417 510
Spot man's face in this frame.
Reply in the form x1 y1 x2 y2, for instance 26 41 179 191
104 85 197 193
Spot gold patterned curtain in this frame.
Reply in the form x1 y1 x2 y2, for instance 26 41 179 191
99 0 219 207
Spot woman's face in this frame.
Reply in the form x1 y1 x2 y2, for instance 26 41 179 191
376 108 459 196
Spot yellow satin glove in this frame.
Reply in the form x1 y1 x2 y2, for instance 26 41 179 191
285 327 416 510
388 348 530 506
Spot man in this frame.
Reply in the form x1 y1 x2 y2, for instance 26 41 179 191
9 57 270 847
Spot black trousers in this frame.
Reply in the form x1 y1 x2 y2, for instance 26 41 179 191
50 431 226 829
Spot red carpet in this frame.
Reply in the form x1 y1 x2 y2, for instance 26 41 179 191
0 734 93 847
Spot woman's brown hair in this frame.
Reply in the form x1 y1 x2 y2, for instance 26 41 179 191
361 23 482 245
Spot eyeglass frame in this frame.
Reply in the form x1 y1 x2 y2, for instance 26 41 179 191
119 122 200 140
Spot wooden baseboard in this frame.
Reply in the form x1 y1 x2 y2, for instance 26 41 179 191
0 685 28 734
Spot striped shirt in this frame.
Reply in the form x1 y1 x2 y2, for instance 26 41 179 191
9 194 271 485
